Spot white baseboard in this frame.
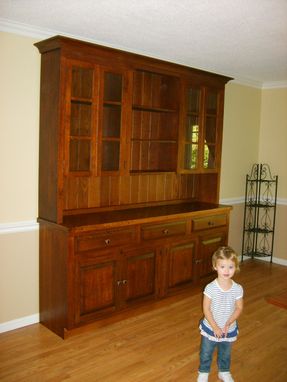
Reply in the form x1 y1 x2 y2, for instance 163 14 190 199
0 313 39 334
242 255 287 266
220 197 287 206
220 197 245 205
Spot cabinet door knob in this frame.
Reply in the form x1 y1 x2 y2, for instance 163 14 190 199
163 229 169 235
208 221 214 226
105 238 111 245
117 280 128 286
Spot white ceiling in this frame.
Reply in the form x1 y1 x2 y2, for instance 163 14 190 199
1 0 287 87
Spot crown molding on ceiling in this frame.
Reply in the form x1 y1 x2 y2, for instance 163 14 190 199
262 81 287 89
230 78 263 89
1 17 287 90
0 17 53 39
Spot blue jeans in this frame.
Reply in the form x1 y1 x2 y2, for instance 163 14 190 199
199 335 232 373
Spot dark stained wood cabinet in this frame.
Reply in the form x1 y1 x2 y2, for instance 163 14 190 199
166 240 196 292
75 249 120 323
123 246 158 305
74 244 159 324
192 214 228 279
35 36 232 338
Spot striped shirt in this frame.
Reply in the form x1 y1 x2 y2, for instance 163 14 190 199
200 279 243 342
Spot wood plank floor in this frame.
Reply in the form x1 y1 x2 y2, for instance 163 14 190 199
266 290 287 309
1 259 287 382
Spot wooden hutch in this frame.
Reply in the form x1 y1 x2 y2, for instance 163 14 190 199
35 36 232 338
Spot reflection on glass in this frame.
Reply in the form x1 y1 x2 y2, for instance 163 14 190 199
104 73 122 102
206 92 217 114
102 141 120 171
205 117 216 143
203 144 215 169
70 101 91 136
103 105 121 138
187 88 200 113
186 116 199 142
184 143 198 169
72 67 93 99
69 139 90 172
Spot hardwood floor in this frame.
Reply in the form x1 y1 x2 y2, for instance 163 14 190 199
1 259 287 382
266 290 287 309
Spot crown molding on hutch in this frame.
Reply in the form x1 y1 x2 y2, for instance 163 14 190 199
1 17 287 91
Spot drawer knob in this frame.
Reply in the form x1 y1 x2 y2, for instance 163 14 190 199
117 279 128 286
105 238 111 245
163 229 169 235
208 221 214 226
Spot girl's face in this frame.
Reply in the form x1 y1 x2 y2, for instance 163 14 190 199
214 258 236 280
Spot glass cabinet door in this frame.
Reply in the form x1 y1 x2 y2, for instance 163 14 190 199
203 90 219 170
67 65 127 176
183 87 201 170
68 64 95 173
101 71 123 173
182 85 222 173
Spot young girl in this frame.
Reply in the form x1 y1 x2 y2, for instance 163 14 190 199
197 246 243 382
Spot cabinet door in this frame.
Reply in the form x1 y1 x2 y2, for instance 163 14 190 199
167 240 196 293
75 251 120 324
65 61 98 175
202 88 223 171
180 84 223 173
196 231 227 279
122 246 158 306
182 86 201 171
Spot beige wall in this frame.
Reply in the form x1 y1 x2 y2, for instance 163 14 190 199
220 82 261 199
0 32 40 222
258 87 287 262
259 88 287 198
0 32 40 324
273 205 287 261
0 31 286 326
223 84 287 261
0 230 39 322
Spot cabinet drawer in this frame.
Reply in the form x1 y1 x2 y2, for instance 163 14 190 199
192 214 227 231
141 221 186 241
76 228 137 252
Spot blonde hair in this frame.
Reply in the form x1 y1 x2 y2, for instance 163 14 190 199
212 246 240 272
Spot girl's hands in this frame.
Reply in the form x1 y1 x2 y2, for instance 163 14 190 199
213 325 224 339
223 323 230 337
